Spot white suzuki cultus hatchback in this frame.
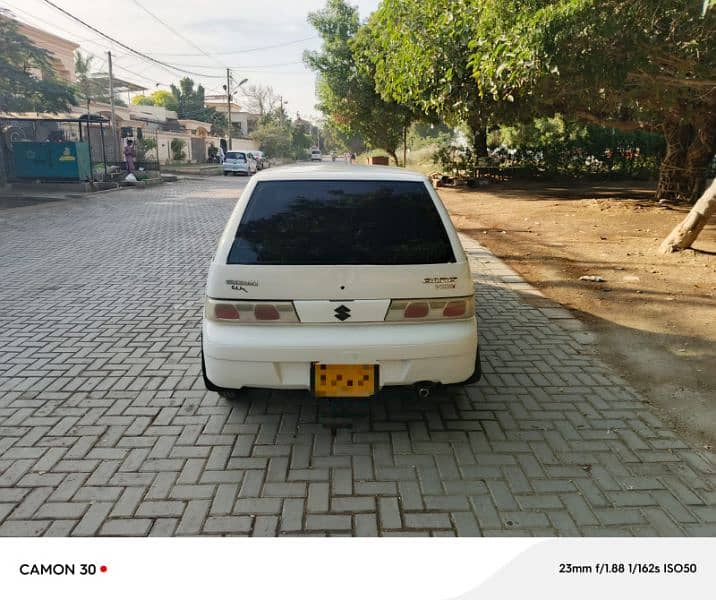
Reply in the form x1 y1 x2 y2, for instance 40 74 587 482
202 163 480 399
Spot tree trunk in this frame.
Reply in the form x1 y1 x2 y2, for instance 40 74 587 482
402 124 407 168
656 121 694 202
472 125 488 157
387 149 399 166
659 177 716 253
682 122 716 203
466 116 487 180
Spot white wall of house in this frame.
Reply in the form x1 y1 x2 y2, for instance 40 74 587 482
126 105 178 123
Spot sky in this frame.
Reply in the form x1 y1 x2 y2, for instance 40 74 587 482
1 0 383 120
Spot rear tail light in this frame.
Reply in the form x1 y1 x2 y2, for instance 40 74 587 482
404 302 430 318
385 296 475 321
205 298 299 323
254 304 280 321
213 303 240 320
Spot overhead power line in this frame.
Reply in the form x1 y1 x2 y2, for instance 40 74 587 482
153 60 305 70
149 35 319 57
39 0 224 79
127 0 224 68
3 2 113 50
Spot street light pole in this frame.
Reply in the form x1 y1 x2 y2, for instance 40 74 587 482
223 74 247 150
226 68 232 150
107 51 119 161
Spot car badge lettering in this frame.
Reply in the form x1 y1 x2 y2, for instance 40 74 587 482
227 279 258 293
423 276 458 289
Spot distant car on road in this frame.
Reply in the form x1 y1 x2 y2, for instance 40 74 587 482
310 148 322 162
223 151 256 176
251 150 268 170
202 163 480 400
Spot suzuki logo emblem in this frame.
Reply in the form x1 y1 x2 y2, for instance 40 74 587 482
334 305 351 321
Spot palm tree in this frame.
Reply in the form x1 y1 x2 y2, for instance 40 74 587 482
74 51 94 106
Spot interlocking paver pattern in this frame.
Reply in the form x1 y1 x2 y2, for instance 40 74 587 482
0 178 714 536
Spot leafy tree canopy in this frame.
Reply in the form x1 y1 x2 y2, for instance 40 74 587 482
0 12 76 112
467 0 716 200
468 1 715 128
365 0 715 198
304 0 416 164
169 77 227 135
131 89 178 111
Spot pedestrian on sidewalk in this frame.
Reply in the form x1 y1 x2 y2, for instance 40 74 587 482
124 139 136 173
219 146 225 164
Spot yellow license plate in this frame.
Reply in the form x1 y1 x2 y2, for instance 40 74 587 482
312 363 377 398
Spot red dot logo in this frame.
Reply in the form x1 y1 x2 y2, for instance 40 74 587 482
100 566 107 573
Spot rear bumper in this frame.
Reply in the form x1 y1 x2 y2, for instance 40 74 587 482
223 164 250 173
202 318 478 390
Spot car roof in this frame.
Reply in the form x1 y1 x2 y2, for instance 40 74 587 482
251 163 427 182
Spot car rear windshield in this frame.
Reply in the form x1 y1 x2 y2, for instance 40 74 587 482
226 152 245 160
227 180 456 265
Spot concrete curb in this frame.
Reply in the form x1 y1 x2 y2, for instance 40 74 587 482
460 233 597 347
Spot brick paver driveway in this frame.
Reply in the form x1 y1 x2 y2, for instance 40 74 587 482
1 178 715 536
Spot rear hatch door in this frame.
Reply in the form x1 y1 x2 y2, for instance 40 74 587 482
207 178 472 320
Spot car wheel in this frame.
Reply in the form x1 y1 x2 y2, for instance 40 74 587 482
223 172 228 176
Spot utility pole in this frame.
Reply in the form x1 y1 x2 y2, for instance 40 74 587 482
107 51 119 161
226 68 232 150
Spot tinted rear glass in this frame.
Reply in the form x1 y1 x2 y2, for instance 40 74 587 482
227 180 455 265
226 152 245 160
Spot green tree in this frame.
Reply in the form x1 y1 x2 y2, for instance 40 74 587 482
170 77 206 119
251 122 292 158
0 12 76 113
73 51 127 107
170 138 186 161
0 11 76 184
131 89 178 111
73 51 93 107
468 0 716 201
304 0 416 165
169 77 226 135
366 0 500 157
136 137 157 162
291 118 315 159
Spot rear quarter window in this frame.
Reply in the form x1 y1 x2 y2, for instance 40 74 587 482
227 179 456 265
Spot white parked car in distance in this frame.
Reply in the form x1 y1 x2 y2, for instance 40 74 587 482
251 150 268 170
310 148 322 162
202 162 480 399
223 150 257 176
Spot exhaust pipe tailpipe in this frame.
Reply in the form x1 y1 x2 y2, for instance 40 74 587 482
415 382 435 399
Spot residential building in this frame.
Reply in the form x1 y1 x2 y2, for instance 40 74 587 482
204 95 259 137
16 21 78 83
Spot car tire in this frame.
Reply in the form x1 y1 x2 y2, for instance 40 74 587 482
223 172 228 176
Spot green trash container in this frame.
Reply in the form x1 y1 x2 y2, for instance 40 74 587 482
12 141 91 181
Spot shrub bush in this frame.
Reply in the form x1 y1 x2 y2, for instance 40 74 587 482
170 138 186 162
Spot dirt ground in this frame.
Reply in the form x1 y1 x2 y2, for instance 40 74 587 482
439 181 716 446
